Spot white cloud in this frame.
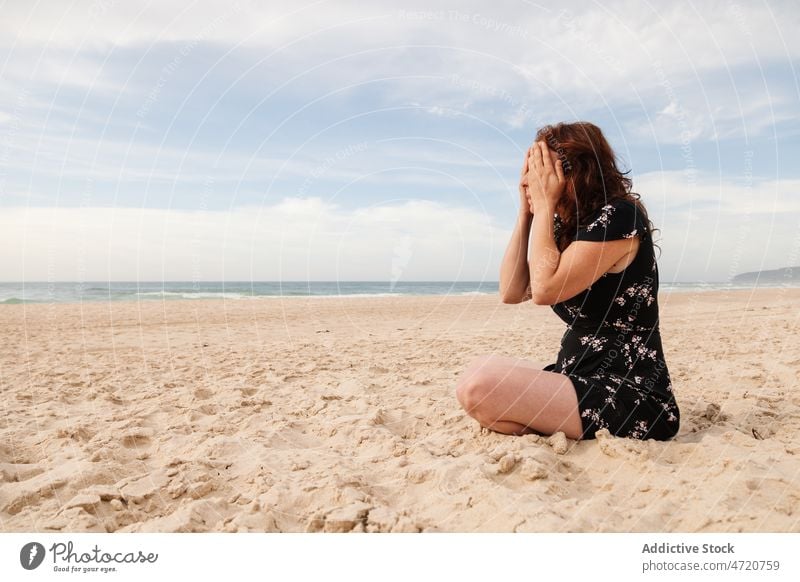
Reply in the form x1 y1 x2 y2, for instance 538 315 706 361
634 171 800 282
635 170 800 215
3 170 799 284
0 197 506 281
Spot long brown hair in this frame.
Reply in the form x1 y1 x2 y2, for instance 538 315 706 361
534 121 661 257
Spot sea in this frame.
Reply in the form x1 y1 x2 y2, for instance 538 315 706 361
0 280 795 304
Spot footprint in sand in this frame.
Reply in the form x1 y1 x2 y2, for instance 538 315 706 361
264 425 320 450
56 425 95 442
436 463 481 495
0 461 105 515
371 409 423 440
187 403 218 416
194 388 213 400
0 462 45 482
306 502 371 533
703 402 727 422
120 427 154 449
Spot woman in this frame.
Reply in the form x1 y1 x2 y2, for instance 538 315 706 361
454 121 680 441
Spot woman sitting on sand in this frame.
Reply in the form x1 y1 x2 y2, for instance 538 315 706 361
455 121 680 441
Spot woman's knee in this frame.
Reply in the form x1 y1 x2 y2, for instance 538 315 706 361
455 378 480 413
455 368 494 416
456 354 507 419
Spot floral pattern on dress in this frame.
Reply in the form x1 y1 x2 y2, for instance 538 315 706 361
559 354 577 372
628 419 651 439
632 334 658 362
562 303 588 320
609 316 640 332
660 399 679 423
613 281 655 308
581 407 609 431
618 334 658 368
583 204 615 232
578 334 608 352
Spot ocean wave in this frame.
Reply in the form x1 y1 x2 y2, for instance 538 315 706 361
135 291 252 300
290 292 403 299
0 297 31 304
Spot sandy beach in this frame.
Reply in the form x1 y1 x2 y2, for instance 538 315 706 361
1 287 798 533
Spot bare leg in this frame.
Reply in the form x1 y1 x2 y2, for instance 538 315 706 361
454 354 584 439
484 420 541 436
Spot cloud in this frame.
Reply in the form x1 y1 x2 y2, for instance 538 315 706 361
3 169 799 284
634 171 800 281
0 197 506 281
635 170 800 215
3 1 798 139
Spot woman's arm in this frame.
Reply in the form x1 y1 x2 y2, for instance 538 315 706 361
526 141 566 304
529 200 561 304
499 210 534 303
499 146 535 304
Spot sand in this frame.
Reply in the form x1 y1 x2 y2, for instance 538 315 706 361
1 287 799 533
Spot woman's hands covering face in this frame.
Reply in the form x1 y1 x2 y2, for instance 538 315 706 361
518 145 534 215
526 140 566 213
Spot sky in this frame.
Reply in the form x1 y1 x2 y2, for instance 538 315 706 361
1 0 799 283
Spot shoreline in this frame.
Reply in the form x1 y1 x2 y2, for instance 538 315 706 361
2 283 799 307
2 284 798 308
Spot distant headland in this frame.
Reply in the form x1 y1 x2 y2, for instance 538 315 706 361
731 266 800 283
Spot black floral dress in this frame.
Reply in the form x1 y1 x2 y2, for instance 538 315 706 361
542 197 681 441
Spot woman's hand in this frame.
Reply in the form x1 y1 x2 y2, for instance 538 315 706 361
526 140 566 213
518 145 534 216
